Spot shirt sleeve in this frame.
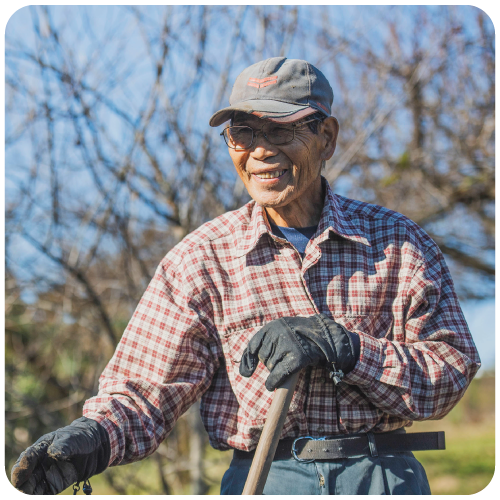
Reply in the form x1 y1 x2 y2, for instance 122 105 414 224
82 257 219 466
342 238 481 421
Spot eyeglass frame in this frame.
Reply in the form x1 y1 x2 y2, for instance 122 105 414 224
220 117 321 150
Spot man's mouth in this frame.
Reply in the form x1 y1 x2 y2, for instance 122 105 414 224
253 169 287 180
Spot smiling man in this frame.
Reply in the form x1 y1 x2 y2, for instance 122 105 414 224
226 112 336 228
12 57 480 496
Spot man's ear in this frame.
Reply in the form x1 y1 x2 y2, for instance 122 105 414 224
320 116 339 161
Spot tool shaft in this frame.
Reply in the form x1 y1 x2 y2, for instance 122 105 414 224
242 371 300 495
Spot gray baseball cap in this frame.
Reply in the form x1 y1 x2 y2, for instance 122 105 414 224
209 57 333 127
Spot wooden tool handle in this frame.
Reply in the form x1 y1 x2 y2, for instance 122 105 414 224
242 371 301 495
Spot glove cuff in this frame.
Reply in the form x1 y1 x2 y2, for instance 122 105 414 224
315 314 358 374
69 417 111 478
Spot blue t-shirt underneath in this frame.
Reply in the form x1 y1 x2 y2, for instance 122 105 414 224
270 222 317 258
269 221 361 366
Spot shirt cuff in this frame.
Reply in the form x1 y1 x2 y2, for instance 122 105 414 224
342 332 383 387
83 413 122 467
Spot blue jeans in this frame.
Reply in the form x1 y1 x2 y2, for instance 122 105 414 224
220 451 431 495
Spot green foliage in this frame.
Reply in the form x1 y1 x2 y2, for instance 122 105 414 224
14 373 43 400
380 173 400 187
396 151 411 170
380 151 411 187
5 292 114 478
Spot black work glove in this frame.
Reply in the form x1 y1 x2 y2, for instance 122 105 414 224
11 416 110 495
240 314 358 391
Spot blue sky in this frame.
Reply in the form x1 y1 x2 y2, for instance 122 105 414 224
461 300 495 372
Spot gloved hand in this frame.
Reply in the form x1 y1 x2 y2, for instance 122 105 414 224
240 314 359 391
11 416 110 495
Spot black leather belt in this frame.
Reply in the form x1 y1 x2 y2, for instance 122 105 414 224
234 430 445 462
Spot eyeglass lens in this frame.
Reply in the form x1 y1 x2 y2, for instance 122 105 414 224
224 123 295 149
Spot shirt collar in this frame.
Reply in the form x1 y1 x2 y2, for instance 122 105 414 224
234 177 370 257
317 177 371 247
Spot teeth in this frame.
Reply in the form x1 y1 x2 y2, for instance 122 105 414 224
255 170 286 179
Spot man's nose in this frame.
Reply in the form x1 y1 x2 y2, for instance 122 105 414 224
250 131 278 159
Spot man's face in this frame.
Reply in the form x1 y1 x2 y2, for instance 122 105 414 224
228 112 338 210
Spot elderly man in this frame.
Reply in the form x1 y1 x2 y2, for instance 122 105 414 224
12 57 480 495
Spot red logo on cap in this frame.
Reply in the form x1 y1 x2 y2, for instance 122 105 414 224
315 101 330 114
247 76 278 88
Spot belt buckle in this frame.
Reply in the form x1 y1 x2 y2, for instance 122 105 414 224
291 436 327 463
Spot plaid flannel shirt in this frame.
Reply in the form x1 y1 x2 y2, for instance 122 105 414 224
83 179 480 467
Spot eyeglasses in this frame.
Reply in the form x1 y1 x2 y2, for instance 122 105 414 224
221 118 320 150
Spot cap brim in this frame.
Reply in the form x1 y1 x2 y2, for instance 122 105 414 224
209 99 316 127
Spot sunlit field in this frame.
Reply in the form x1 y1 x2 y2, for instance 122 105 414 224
412 373 495 495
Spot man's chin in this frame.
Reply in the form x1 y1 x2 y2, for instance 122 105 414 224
250 186 294 208
254 196 288 209
251 193 287 208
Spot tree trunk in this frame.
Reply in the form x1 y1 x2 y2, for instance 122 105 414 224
188 401 209 495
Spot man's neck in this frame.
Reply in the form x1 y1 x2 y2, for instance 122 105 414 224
265 178 325 228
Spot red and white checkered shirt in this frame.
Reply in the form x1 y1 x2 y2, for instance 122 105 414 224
83 179 480 466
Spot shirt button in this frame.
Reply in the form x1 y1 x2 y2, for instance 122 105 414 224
319 377 326 384
318 427 325 434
